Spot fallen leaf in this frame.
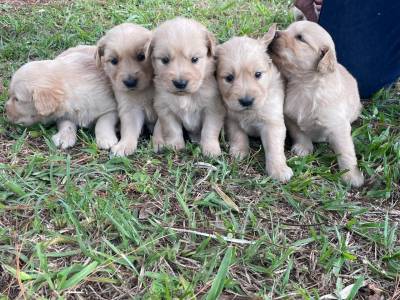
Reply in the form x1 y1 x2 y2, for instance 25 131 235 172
321 280 366 300
212 183 240 212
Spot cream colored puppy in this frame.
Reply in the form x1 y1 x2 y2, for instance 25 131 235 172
5 46 118 149
216 26 293 182
151 17 225 157
270 21 364 187
96 23 156 157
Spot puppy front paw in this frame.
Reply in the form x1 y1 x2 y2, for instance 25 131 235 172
152 134 165 153
292 142 314 156
342 169 364 187
153 138 184 153
52 131 77 149
153 140 164 153
96 135 118 150
201 141 221 157
229 146 249 160
166 139 185 151
111 140 138 157
267 164 294 183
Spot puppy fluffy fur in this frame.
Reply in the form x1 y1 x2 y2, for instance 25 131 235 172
151 17 225 156
216 26 293 182
96 23 156 156
5 46 118 150
270 21 364 186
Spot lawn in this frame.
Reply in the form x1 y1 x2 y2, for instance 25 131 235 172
0 0 399 299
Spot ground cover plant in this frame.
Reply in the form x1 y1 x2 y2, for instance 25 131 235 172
0 0 399 299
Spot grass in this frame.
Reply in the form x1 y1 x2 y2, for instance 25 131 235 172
0 0 399 299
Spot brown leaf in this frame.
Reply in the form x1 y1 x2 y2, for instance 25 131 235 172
212 183 240 212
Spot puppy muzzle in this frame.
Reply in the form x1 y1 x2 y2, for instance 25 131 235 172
123 76 138 89
238 96 255 108
172 79 189 90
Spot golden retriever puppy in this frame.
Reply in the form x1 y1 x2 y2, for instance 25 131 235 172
5 46 118 150
151 17 225 157
270 20 364 187
96 23 156 157
216 26 293 182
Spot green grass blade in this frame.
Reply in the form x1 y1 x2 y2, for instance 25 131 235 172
35 242 55 289
2 264 37 281
0 175 26 197
103 238 139 275
205 246 235 300
59 261 98 290
347 276 365 300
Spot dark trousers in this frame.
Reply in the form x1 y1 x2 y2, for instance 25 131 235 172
319 1 400 98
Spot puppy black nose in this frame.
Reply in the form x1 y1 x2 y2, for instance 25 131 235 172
123 76 138 89
239 96 255 107
172 79 188 90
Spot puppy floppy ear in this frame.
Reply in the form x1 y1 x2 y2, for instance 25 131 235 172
95 37 106 69
214 44 223 60
205 31 216 57
144 34 153 60
317 46 336 73
33 86 64 116
261 23 277 47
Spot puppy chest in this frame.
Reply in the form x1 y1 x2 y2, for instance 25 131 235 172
239 118 262 137
296 119 328 142
180 110 202 132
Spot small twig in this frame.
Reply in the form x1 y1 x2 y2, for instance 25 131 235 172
390 277 400 300
154 220 289 249
167 227 255 245
15 240 26 300
194 280 213 298
194 162 217 186
193 162 217 171
281 221 330 227
3 205 33 211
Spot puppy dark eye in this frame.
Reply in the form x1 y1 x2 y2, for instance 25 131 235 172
225 74 234 83
14 97 19 102
295 34 305 42
110 57 119 65
161 57 170 65
191 57 199 64
255 71 262 79
137 52 145 61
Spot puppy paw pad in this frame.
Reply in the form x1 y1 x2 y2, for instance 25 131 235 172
111 142 137 157
165 140 185 151
52 132 76 149
292 143 313 156
153 143 164 153
268 165 294 183
229 147 249 160
201 141 222 157
342 169 364 187
96 136 118 150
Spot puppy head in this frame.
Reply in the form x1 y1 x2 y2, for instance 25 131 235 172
216 31 276 112
96 23 153 93
151 17 216 95
5 61 64 126
269 21 336 77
